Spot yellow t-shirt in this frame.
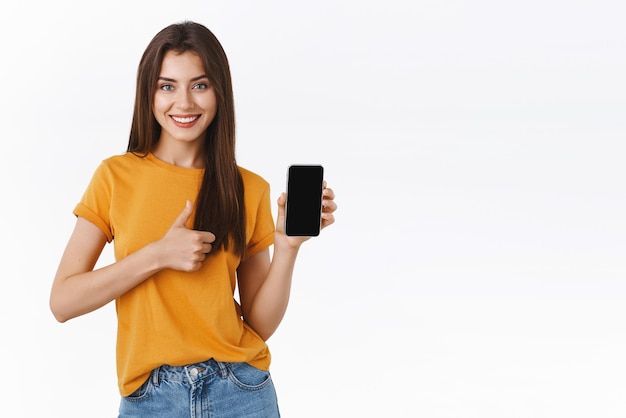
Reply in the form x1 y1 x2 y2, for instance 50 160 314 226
74 152 275 396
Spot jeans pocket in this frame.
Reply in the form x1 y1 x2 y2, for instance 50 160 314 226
226 362 272 391
124 372 155 402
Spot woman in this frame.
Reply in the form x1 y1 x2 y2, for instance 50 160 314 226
50 21 336 417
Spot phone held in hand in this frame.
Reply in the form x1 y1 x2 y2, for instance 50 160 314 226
285 165 324 237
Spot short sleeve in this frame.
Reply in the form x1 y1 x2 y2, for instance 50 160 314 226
245 178 275 257
73 161 114 242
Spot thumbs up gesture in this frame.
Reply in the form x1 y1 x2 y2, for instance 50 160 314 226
156 200 216 272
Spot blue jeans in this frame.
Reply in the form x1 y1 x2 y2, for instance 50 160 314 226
118 359 280 418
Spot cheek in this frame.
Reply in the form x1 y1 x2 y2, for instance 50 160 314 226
153 95 167 114
201 90 218 109
152 98 169 127
202 95 218 118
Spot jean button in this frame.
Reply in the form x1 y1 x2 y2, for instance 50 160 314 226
189 367 199 377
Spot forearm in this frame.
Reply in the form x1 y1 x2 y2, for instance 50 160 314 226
244 243 300 340
50 243 162 322
238 186 336 340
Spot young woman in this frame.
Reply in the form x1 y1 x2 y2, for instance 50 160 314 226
50 21 336 417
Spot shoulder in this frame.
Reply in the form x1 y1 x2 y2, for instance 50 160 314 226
238 166 270 190
99 152 142 169
93 152 145 177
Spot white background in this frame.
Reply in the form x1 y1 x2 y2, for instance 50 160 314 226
1 1 625 417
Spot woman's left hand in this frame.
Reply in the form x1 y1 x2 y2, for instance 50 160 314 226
275 181 337 248
319 182 337 230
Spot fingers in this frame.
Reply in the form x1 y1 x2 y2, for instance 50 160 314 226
276 191 287 217
277 192 286 206
172 200 194 228
177 235 214 272
321 211 335 229
199 239 214 254
161 201 217 272
170 201 216 243
197 230 216 244
321 186 336 212
322 185 335 201
321 186 336 230
191 230 216 257
279 184 337 235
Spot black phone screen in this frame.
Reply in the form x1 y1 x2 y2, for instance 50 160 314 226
285 165 324 236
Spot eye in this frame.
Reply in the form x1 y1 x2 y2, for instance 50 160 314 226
159 84 174 92
192 82 209 90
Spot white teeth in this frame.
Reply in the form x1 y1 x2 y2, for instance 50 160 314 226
172 116 198 123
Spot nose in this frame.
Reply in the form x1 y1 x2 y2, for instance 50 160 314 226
176 89 193 110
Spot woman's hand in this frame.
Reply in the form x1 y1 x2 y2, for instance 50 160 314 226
154 200 216 272
274 181 337 248
236 182 336 339
320 182 337 230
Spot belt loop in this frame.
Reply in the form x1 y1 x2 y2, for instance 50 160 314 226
217 362 229 379
152 366 161 387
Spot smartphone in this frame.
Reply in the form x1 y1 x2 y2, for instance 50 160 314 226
285 165 324 236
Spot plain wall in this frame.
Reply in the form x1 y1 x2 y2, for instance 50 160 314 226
1 1 625 416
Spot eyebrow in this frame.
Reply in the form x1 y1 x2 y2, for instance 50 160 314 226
158 75 209 82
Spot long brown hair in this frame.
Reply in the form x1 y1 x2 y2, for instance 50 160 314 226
127 21 246 258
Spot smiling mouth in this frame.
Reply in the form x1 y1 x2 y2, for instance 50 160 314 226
171 115 200 123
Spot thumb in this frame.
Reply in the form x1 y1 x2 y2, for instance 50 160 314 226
277 192 286 216
276 193 287 227
172 200 194 228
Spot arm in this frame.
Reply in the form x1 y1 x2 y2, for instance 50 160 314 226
237 185 336 340
50 200 215 323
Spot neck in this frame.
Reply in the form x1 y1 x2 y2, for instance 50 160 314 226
152 140 205 169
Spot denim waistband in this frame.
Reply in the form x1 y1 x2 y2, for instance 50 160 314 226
152 358 229 385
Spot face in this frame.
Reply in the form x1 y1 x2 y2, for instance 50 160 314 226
153 50 217 146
